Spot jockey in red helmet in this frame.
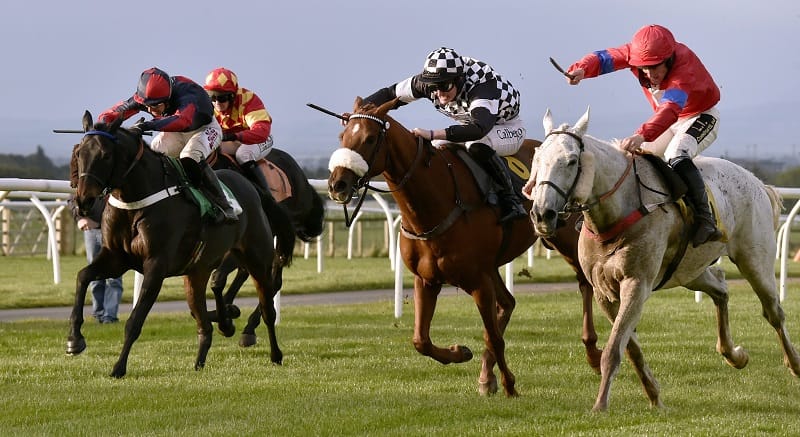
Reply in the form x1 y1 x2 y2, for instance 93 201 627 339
97 67 237 223
564 24 722 247
204 67 275 195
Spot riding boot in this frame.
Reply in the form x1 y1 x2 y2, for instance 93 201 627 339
485 153 527 223
671 158 722 247
198 160 238 224
241 160 271 196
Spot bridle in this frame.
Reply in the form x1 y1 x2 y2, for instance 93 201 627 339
536 129 634 215
79 129 145 195
340 112 426 226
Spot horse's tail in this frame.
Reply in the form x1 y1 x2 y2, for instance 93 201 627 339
764 184 784 230
296 190 326 242
260 192 296 268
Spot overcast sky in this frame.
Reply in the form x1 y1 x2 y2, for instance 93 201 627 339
2 0 798 162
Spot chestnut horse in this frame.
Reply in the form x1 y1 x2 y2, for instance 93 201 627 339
525 108 800 411
67 111 293 377
327 97 600 397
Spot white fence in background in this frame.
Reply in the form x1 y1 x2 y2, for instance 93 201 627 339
2 178 800 320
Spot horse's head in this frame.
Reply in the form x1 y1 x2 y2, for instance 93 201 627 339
524 108 594 237
327 96 399 203
71 110 139 214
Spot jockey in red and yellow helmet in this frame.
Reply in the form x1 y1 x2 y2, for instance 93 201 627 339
204 67 275 195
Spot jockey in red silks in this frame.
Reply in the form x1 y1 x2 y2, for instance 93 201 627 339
203 67 275 195
98 67 237 223
565 24 722 247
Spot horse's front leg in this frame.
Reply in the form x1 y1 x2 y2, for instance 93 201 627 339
111 270 165 378
412 276 472 364
66 266 94 355
67 251 127 356
478 273 517 396
184 273 216 371
593 279 654 412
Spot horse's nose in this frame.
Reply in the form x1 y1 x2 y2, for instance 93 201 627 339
531 207 558 227
330 179 349 196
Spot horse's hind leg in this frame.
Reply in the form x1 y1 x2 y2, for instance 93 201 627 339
685 266 749 369
478 272 517 396
470 273 516 397
239 305 262 348
733 255 800 376
248 268 282 364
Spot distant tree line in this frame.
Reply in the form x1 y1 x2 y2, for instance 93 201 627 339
0 146 71 179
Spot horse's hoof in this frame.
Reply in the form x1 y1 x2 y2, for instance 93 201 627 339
227 304 241 319
218 323 236 338
461 345 473 362
239 333 257 348
723 345 749 369
478 379 498 396
66 337 86 355
110 364 126 379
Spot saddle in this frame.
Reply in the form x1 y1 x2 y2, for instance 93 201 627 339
638 152 688 200
444 145 528 205
167 157 242 221
256 158 293 202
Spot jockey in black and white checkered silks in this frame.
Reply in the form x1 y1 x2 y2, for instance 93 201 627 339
362 47 527 223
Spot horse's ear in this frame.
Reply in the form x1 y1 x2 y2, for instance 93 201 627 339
376 98 398 116
82 111 93 132
543 108 554 135
353 96 363 111
109 113 124 132
572 148 595 203
574 106 590 137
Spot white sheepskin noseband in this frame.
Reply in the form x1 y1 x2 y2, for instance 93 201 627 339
328 148 369 178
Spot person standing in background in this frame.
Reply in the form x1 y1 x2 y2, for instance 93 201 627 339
68 195 123 323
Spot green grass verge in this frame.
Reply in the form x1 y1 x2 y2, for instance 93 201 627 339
1 283 799 435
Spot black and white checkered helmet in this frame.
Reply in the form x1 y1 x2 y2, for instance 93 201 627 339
420 47 464 83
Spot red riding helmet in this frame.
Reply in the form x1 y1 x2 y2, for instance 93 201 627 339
134 67 172 106
629 25 676 67
204 68 239 94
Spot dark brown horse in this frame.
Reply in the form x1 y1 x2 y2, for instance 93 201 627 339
327 97 601 397
67 111 294 377
207 148 326 346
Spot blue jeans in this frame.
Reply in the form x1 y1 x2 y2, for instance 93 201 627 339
84 228 123 323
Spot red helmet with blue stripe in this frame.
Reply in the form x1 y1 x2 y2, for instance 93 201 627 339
629 25 676 67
